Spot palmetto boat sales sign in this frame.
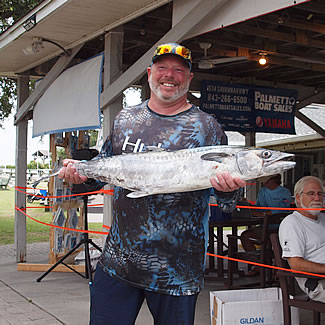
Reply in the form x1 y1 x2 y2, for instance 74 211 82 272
200 80 297 134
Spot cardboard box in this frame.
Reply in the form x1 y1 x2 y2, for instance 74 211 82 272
210 287 299 325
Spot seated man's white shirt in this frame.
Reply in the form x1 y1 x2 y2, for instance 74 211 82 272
279 211 325 302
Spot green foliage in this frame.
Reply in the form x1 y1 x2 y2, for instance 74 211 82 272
27 161 37 169
0 77 16 128
0 1 44 33
0 165 15 169
56 147 67 160
0 187 52 245
0 0 43 127
27 161 49 169
89 130 98 147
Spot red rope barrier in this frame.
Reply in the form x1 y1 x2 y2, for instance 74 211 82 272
14 187 325 277
15 186 113 199
209 203 324 211
15 186 324 211
15 206 109 235
17 201 325 278
15 206 325 278
206 252 325 279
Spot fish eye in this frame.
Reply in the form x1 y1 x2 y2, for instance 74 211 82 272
262 150 272 159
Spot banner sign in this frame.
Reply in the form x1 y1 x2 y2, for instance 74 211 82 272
200 80 297 134
33 54 103 137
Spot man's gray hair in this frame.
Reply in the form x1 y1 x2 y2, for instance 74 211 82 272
294 176 324 204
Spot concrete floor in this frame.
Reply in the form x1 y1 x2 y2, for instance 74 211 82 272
1 188 324 324
0 219 324 325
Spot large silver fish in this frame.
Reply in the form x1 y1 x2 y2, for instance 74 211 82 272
74 146 295 198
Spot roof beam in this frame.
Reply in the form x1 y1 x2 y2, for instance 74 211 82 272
296 110 325 137
192 71 316 94
261 136 325 151
227 24 325 50
268 56 325 73
296 90 325 110
256 14 325 35
100 0 228 110
297 1 325 14
295 90 325 137
14 44 83 125
208 31 325 71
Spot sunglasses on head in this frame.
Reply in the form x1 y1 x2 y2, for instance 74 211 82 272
154 44 192 61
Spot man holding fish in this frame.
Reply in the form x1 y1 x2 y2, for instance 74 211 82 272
58 43 267 324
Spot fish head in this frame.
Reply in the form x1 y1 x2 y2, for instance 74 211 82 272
236 148 295 179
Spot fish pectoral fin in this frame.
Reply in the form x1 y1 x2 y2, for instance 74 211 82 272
200 152 231 162
126 191 152 198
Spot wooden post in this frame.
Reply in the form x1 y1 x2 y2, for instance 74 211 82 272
102 27 124 241
244 132 256 147
48 134 56 264
244 132 257 202
15 74 29 262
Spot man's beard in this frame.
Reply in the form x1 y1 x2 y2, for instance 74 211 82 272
148 75 190 102
301 201 322 216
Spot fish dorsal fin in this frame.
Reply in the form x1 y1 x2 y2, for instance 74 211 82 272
200 152 231 162
145 146 165 152
127 191 152 198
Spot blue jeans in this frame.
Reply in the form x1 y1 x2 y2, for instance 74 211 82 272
90 264 199 325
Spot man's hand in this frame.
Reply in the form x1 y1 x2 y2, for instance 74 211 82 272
58 159 88 184
210 171 246 192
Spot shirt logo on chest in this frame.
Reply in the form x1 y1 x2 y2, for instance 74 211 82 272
122 136 162 153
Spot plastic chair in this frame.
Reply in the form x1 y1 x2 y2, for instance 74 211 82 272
270 233 325 325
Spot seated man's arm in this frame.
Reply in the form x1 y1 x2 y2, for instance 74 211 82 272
288 257 325 275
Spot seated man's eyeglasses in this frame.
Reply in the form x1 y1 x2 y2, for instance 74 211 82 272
301 191 325 198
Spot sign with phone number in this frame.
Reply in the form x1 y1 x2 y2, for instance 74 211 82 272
200 80 297 134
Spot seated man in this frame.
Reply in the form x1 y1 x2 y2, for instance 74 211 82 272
279 176 325 303
240 174 292 276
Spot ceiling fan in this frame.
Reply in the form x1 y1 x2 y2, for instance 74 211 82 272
196 43 248 69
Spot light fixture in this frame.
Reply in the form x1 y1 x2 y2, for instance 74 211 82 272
22 37 42 55
277 14 285 24
198 61 215 69
199 42 212 55
258 53 267 66
259 56 267 65
277 12 288 24
23 14 37 31
139 24 146 36
22 37 70 56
